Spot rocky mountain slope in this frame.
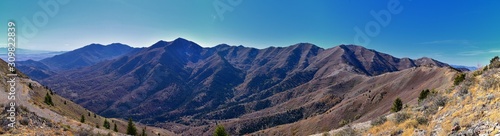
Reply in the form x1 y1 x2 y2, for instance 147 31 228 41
33 38 458 135
312 56 500 136
0 59 175 135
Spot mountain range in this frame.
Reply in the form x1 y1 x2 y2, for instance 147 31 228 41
14 38 460 135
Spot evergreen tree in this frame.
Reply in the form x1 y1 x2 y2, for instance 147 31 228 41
80 115 85 123
391 98 403 112
103 119 111 129
141 127 147 136
418 89 431 102
44 92 54 106
113 123 118 132
213 125 228 136
126 118 137 135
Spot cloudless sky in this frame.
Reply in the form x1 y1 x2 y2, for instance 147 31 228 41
0 0 499 66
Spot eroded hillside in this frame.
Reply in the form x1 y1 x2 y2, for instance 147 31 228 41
315 56 500 136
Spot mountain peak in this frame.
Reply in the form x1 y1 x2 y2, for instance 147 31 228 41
173 37 190 43
107 43 130 47
150 38 202 49
150 40 169 49
292 43 319 48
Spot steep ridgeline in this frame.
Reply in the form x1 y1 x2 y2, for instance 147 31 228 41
17 43 140 80
39 38 454 135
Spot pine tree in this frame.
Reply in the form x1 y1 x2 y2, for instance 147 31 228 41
113 123 118 132
80 115 85 123
391 98 403 112
103 119 111 129
126 118 137 135
141 127 147 136
418 89 431 102
213 125 228 136
44 92 54 106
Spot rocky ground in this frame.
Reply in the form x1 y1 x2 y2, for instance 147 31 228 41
312 64 500 136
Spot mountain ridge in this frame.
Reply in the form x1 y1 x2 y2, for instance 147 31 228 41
30 38 457 135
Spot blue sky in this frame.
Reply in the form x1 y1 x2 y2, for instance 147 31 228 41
0 0 499 66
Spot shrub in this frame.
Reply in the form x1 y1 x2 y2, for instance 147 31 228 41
333 127 357 136
458 87 468 96
433 95 447 107
20 117 29 125
338 119 350 127
487 94 495 101
371 116 387 126
490 56 500 68
113 123 118 132
141 127 147 136
473 70 483 77
103 119 110 129
423 105 439 116
391 98 403 112
80 115 85 123
44 92 54 106
454 73 466 86
213 125 228 136
418 89 431 102
63 125 71 131
416 116 428 125
76 128 92 136
394 112 410 124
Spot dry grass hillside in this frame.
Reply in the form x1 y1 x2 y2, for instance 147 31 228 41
0 59 176 135
251 66 457 136
314 57 500 136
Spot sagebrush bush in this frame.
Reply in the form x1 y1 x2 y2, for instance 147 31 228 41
433 95 447 107
454 73 466 86
338 119 350 127
371 116 387 126
394 112 410 124
416 116 428 125
489 56 500 68
418 89 431 102
333 127 357 136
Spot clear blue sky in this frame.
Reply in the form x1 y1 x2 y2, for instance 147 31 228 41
0 0 499 66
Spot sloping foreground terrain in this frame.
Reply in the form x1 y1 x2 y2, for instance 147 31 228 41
312 57 500 136
245 66 456 136
0 59 175 135
31 38 459 135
